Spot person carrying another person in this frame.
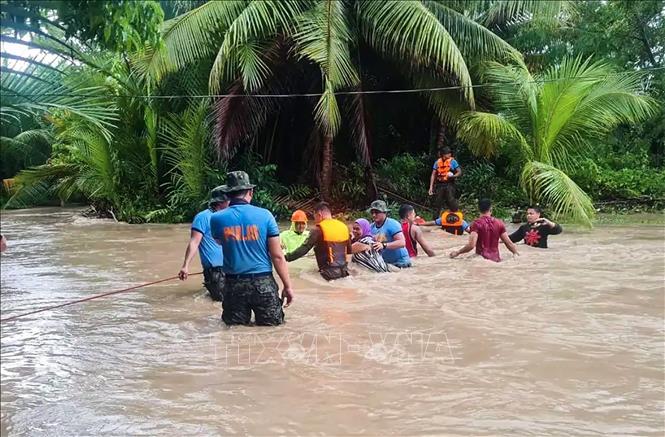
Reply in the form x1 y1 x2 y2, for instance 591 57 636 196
350 218 390 273
398 204 435 258
509 206 562 248
428 146 462 217
285 202 351 281
178 186 229 301
368 200 412 268
422 198 469 235
280 210 310 254
450 198 519 262
210 171 293 326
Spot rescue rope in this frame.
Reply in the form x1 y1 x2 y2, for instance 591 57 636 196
0 273 202 323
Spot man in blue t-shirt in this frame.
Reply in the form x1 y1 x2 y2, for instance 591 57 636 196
368 200 412 268
210 171 294 326
428 146 462 218
178 187 229 301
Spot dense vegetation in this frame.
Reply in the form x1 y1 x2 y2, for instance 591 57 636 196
1 0 663 225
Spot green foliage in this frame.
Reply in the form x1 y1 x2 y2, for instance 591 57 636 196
458 56 658 225
571 159 665 200
375 153 431 205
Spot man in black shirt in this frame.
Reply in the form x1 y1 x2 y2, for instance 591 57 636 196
509 206 562 248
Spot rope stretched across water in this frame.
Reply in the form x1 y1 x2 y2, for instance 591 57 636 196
0 273 201 323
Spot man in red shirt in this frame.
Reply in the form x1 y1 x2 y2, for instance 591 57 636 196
449 199 519 262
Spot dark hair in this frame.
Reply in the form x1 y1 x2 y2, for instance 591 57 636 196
314 202 331 213
439 146 451 155
398 204 414 219
448 199 459 212
528 205 543 215
478 198 492 213
228 188 251 199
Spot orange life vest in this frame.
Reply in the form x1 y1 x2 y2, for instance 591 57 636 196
435 157 455 182
317 219 350 269
441 211 464 235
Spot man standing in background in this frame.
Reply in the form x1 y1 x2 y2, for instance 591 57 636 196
428 146 462 217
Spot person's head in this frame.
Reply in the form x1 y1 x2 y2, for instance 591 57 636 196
352 218 372 240
313 202 332 223
291 210 308 234
448 199 459 213
438 146 452 159
478 198 492 215
222 171 256 202
368 200 389 224
526 205 543 224
398 204 416 222
208 186 229 212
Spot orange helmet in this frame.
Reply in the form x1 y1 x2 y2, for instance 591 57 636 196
291 210 308 222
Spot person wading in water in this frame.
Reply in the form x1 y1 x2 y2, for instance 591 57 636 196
285 202 352 281
509 206 563 248
210 171 293 326
178 186 229 301
398 204 436 258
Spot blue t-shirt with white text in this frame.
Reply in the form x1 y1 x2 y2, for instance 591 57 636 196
210 202 280 275
191 208 223 269
370 217 411 266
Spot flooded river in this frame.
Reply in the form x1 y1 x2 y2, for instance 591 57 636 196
1 207 663 435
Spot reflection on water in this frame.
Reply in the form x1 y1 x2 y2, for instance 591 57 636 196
1 207 664 435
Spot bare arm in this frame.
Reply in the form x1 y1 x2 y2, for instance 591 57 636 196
428 170 437 195
284 229 319 262
451 166 462 179
179 230 203 280
373 231 406 251
500 232 520 256
412 225 435 257
450 232 477 258
268 236 293 307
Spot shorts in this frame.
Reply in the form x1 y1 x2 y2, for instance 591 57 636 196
203 266 225 301
222 275 284 326
320 265 350 281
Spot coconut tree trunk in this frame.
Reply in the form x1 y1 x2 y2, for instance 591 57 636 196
320 133 334 200
436 122 447 148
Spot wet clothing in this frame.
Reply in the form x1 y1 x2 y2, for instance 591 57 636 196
203 266 225 301
351 236 390 273
210 199 279 275
371 218 411 268
434 183 457 217
354 218 372 238
280 223 310 254
509 222 562 248
191 208 223 269
210 199 284 326
435 211 469 235
222 274 284 326
402 221 418 257
469 216 506 262
285 219 352 281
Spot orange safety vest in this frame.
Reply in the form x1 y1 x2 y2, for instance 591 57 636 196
441 211 464 235
435 157 455 182
317 219 350 269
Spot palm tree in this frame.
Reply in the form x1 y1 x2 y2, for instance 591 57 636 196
457 56 658 225
142 0 564 199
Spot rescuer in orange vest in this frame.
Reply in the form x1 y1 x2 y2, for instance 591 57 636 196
428 146 462 218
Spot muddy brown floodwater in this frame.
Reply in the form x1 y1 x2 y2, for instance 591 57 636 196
1 207 663 436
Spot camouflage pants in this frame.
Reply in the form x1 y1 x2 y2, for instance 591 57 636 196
203 267 225 302
222 275 284 326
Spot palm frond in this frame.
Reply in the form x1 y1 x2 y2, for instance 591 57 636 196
356 0 474 105
478 0 573 27
458 111 532 159
209 0 308 92
520 161 594 226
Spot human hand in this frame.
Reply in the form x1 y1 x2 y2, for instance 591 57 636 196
372 241 384 251
449 250 459 258
178 267 189 280
282 287 294 307
428 187 434 196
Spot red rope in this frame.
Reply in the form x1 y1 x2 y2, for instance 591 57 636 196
0 272 202 323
